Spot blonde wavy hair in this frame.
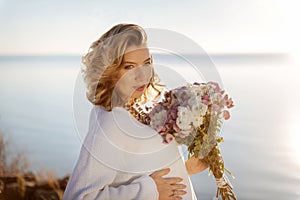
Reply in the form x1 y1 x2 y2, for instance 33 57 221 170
81 23 162 111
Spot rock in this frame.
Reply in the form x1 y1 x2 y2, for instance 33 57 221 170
34 189 62 200
0 174 65 200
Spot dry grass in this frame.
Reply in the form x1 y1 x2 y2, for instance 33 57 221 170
0 131 30 176
36 168 60 190
0 131 68 199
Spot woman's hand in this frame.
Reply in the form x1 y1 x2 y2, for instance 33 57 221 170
150 168 187 200
185 155 209 175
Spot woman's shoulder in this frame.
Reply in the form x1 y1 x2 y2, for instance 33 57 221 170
88 105 145 139
84 106 183 173
88 105 161 148
91 105 127 119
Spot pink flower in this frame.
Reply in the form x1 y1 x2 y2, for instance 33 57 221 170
202 95 210 101
211 104 220 112
159 131 167 136
202 99 209 105
169 108 178 119
160 125 169 133
202 95 210 105
223 110 230 120
227 99 234 108
155 125 164 132
208 81 221 93
165 134 175 143
173 123 181 132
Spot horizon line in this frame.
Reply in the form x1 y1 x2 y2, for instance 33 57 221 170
0 52 290 57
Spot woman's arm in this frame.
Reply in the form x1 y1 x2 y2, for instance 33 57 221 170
185 155 209 175
63 145 158 200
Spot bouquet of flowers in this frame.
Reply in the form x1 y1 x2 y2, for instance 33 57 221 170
147 82 236 200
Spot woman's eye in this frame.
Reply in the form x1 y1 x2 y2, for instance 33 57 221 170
144 61 152 66
124 65 134 70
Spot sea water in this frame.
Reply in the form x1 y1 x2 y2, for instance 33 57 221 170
0 54 299 199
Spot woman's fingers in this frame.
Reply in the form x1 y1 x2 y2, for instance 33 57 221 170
173 190 187 196
150 169 187 200
170 183 187 190
164 177 183 184
150 168 170 177
170 196 182 200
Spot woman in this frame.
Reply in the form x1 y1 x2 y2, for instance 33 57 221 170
63 23 208 200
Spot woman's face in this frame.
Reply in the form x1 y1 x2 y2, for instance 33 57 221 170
114 45 153 102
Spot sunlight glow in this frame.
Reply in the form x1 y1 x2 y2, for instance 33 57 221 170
289 116 300 166
289 50 300 64
274 0 300 62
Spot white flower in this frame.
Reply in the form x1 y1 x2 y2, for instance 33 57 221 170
191 85 205 97
190 103 207 127
179 130 191 138
187 95 202 108
207 83 216 92
176 106 193 131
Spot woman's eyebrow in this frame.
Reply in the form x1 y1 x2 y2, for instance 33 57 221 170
123 57 151 64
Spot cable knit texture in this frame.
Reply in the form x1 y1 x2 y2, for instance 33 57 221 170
63 106 197 200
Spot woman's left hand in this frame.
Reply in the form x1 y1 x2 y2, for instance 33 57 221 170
185 155 209 175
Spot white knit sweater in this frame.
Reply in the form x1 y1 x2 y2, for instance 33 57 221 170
63 106 197 200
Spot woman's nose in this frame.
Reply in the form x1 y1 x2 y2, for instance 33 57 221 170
134 67 149 82
134 71 144 81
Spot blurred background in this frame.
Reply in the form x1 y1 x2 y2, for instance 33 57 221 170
0 0 299 199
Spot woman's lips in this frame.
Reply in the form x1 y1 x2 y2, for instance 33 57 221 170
134 84 146 91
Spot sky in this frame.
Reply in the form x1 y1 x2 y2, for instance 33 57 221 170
0 0 299 55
